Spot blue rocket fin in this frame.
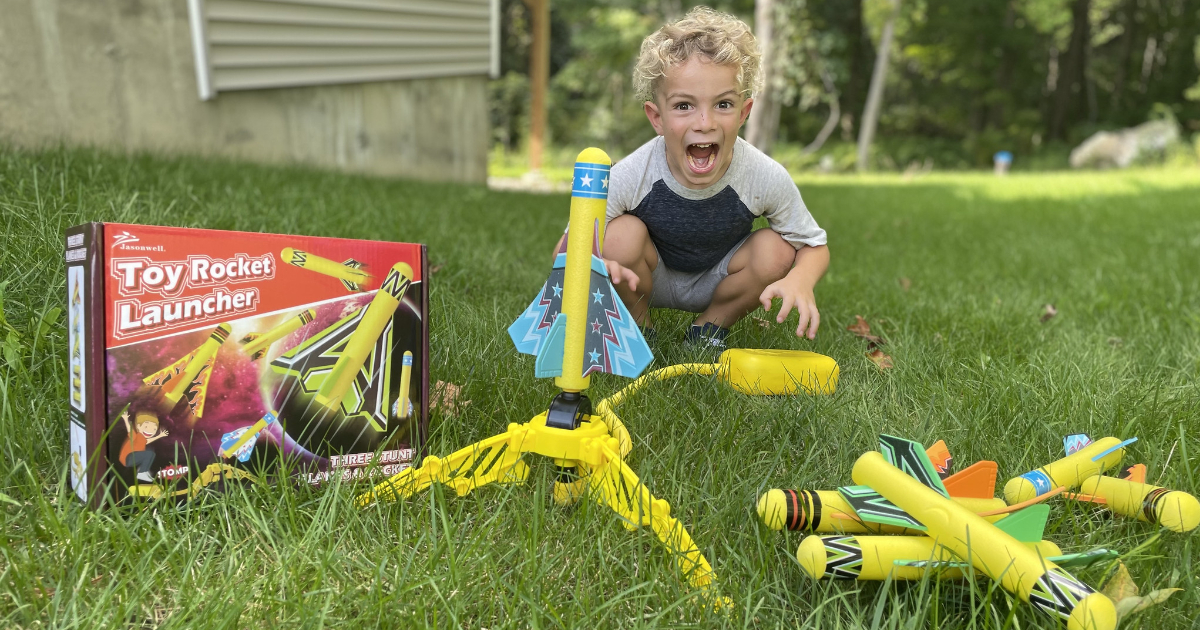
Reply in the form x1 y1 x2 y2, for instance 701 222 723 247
580 255 653 379
1091 437 1137 462
534 314 566 378
509 253 567 356
1064 434 1092 456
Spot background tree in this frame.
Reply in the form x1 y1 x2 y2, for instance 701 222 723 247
856 0 900 171
490 0 1200 169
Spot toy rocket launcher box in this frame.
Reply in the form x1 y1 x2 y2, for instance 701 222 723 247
64 223 429 507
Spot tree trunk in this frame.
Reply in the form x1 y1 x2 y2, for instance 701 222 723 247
1048 0 1090 140
856 0 899 172
802 66 840 155
991 0 1016 129
746 0 781 154
843 0 867 138
524 0 549 171
1110 0 1136 116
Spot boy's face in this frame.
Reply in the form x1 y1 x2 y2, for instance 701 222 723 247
644 56 753 190
137 420 158 436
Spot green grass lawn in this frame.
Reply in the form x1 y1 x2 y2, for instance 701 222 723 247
1 146 1198 628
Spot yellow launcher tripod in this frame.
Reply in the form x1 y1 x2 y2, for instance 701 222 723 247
355 404 719 594
356 350 839 603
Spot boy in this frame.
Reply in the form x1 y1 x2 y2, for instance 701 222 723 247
602 7 828 349
120 408 169 483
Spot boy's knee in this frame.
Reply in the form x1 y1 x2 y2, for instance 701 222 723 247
603 215 650 263
606 214 648 239
747 230 795 282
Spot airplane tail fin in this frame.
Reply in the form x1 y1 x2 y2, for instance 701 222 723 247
340 258 366 291
926 440 953 479
993 504 1050 542
943 460 999 499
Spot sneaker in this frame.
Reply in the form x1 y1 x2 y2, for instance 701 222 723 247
685 323 730 352
136 471 154 483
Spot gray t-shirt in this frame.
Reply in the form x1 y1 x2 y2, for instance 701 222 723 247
605 136 826 273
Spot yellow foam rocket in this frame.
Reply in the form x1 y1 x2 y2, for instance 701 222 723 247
394 350 413 420
508 149 652 384
759 488 1006 534
282 247 370 292
143 322 232 418
853 437 1117 630
796 533 1066 582
1069 464 1200 533
272 263 411 432
758 441 1004 534
1004 435 1132 504
240 308 316 360
219 410 279 461
315 262 412 412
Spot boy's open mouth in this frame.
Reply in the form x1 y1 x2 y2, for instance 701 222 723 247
686 143 719 174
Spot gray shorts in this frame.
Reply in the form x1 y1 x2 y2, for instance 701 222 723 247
649 234 750 313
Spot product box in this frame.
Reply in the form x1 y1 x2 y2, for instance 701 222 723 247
65 223 427 506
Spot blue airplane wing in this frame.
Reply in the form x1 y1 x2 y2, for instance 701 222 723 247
581 254 653 379
508 253 567 356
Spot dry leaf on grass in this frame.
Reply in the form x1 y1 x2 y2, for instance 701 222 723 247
1102 562 1139 602
847 315 885 346
1117 588 1183 620
430 263 444 276
847 315 871 336
899 277 912 291
431 380 471 416
866 349 893 369
751 316 771 328
1101 561 1182 623
1040 303 1058 323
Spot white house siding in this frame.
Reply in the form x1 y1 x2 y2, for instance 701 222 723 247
196 0 493 96
1 0 492 184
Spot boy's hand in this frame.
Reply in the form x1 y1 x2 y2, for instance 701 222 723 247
604 260 640 291
759 279 820 340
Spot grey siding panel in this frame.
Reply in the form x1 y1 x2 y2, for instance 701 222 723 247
209 2 488 31
212 46 488 67
213 60 490 90
230 0 488 19
252 0 488 17
201 0 491 94
208 23 483 47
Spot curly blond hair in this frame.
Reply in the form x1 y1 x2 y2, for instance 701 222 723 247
633 6 762 103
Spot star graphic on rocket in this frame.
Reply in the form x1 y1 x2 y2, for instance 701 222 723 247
588 350 601 363
601 176 609 189
591 318 603 333
580 174 593 188
592 289 604 303
552 283 562 297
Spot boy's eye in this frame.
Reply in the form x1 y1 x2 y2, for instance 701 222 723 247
717 101 733 109
673 102 693 110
